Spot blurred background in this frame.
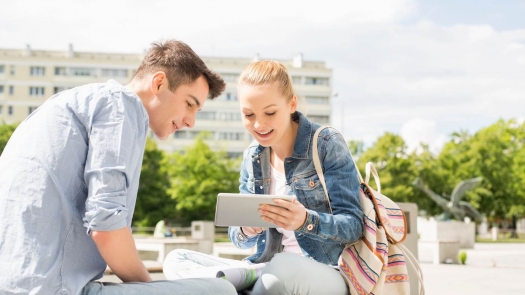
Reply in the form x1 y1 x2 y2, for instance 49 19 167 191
1 1 524 293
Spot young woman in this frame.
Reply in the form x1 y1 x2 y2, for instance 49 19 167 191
163 61 363 295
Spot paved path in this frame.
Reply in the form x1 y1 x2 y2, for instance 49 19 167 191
101 242 525 294
419 243 525 295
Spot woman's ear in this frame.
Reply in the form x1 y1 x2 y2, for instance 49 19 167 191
290 95 298 113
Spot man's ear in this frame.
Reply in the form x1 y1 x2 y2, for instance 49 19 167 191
151 72 167 94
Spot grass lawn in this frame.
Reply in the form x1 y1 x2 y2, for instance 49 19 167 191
476 237 525 243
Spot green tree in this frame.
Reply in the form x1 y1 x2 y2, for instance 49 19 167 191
356 133 418 204
133 138 174 227
512 121 525 219
166 133 240 225
347 140 365 160
0 123 18 155
437 119 525 226
411 143 452 217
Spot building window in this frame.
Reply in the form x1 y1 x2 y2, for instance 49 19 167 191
292 76 302 84
55 67 67 76
225 92 237 101
196 111 216 120
71 68 94 76
28 106 38 115
10 66 15 75
305 96 329 104
217 112 242 121
9 86 13 95
218 132 244 141
0 65 4 74
29 87 45 96
0 85 4 94
305 77 329 85
54 86 68 94
101 69 128 77
221 73 239 82
8 106 13 115
174 131 188 139
307 115 330 124
30 66 46 76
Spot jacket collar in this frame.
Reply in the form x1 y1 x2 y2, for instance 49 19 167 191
253 112 316 160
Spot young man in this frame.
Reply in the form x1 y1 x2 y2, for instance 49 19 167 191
0 40 236 295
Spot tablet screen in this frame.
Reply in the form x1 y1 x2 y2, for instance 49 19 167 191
214 193 295 227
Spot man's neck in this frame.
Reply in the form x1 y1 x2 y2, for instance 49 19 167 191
126 78 153 106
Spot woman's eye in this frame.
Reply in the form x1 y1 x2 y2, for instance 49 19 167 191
266 112 276 116
244 114 254 118
187 102 192 108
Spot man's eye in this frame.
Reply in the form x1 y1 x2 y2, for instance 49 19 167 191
187 102 192 108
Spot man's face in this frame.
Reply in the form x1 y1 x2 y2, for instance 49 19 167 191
148 75 209 140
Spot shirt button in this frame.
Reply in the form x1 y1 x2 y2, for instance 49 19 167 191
307 224 313 231
257 160 260 163
294 178 298 183
260 186 263 189
262 240 265 243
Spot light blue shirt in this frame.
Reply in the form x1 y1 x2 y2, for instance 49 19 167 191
0 80 149 295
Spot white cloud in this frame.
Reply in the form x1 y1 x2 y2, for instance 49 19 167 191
1 0 524 152
400 118 446 154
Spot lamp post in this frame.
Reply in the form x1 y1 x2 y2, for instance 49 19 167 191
333 92 344 138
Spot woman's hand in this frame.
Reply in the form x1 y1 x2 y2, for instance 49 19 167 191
241 227 266 237
259 197 307 231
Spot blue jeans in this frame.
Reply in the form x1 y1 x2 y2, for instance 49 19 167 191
80 278 237 295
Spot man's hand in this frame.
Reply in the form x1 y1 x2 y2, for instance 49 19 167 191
258 197 307 230
91 227 152 283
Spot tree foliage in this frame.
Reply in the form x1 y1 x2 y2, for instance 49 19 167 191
0 123 18 155
356 133 417 204
436 120 525 222
354 119 525 224
165 133 240 225
133 138 173 227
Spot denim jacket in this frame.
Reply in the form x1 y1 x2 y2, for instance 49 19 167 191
228 112 364 266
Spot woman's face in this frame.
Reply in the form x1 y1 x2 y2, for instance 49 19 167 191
238 82 296 147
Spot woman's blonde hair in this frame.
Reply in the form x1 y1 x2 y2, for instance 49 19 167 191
238 60 300 121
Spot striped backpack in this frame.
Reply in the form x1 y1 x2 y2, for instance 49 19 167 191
313 127 424 295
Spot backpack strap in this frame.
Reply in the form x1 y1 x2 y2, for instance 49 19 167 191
312 126 365 214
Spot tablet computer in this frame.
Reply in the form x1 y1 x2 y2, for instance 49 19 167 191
214 193 295 227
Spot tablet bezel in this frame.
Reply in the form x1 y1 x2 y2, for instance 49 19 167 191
214 193 295 227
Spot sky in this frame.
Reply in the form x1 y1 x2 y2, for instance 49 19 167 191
1 0 524 153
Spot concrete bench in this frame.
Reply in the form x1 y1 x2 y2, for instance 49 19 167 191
420 240 460 264
134 237 205 263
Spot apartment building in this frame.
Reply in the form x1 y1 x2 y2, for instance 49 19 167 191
0 45 332 157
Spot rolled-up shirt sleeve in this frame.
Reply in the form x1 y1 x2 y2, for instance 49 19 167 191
82 92 141 234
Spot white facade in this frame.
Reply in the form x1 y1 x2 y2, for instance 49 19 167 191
0 45 332 157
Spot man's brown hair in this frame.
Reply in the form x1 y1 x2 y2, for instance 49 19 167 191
134 40 225 99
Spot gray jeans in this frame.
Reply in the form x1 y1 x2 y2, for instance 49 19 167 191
80 278 237 295
163 250 349 295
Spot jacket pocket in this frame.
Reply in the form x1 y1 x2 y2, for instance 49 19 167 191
293 173 329 210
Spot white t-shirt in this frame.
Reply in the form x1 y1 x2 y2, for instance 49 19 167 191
269 164 304 256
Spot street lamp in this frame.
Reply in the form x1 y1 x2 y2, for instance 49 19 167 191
332 92 344 138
